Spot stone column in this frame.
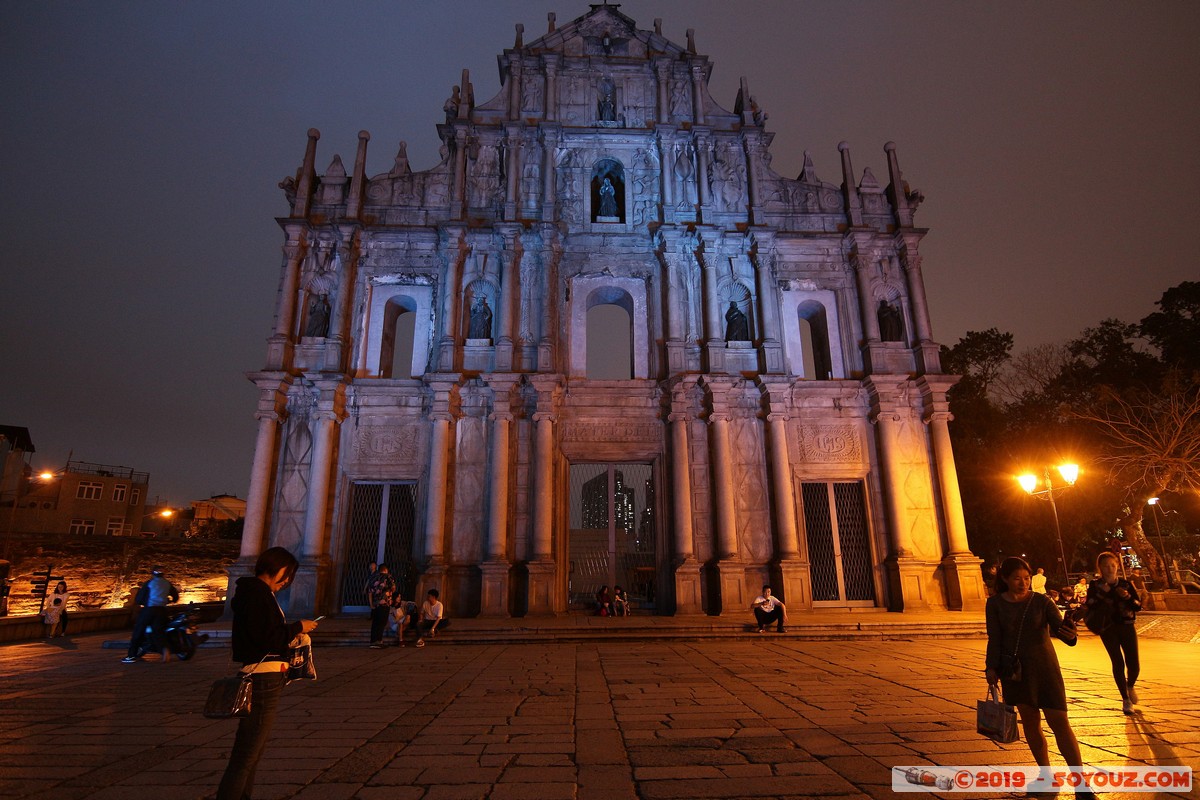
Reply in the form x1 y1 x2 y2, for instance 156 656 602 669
690 64 706 126
325 230 357 370
437 229 466 371
868 378 931 611
898 236 943 373
267 233 306 369
526 408 556 614
706 379 747 612
851 243 882 342
669 384 702 613
504 125 520 220
700 245 722 342
541 125 559 220
694 130 710 210
658 127 676 218
920 376 985 611
451 128 468 220
481 401 514 616
655 62 670 124
765 405 811 610
752 249 785 373
495 236 520 370
291 382 342 616
543 56 559 121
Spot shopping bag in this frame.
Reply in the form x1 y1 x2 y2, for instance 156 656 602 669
976 684 1019 743
286 633 317 683
203 674 253 719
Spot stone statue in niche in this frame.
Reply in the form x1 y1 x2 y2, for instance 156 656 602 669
878 300 905 342
598 76 616 122
598 177 618 217
304 293 331 338
444 85 461 123
468 295 493 340
724 301 750 342
670 80 689 119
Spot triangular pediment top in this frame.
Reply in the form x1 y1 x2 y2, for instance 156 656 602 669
522 4 689 61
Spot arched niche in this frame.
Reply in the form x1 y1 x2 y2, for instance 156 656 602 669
780 289 845 380
586 303 632 379
569 276 648 379
721 281 754 342
363 284 433 378
590 158 626 223
464 279 498 341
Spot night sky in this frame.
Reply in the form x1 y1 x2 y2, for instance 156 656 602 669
2 1 1197 504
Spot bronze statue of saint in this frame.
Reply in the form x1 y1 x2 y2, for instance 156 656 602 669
598 177 618 217
724 301 750 342
468 296 492 339
878 300 904 342
304 294 331 338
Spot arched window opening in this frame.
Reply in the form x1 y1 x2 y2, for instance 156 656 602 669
590 158 625 223
586 301 633 380
381 296 418 378
798 301 833 380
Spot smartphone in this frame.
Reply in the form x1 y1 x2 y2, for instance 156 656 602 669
313 615 325 622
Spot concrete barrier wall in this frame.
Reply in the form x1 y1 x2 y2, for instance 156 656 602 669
0 601 226 645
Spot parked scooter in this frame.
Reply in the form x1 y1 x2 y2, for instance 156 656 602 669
137 603 209 661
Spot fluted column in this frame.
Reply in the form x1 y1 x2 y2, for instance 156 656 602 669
541 126 558 220
532 411 555 561
424 412 453 563
851 245 881 342
664 252 686 341
504 125 520 220
928 411 970 555
690 64 705 125
694 131 710 209
900 245 933 343
709 415 739 560
267 235 306 369
669 413 694 561
302 409 337 559
486 411 513 560
700 247 722 342
543 57 558 121
241 410 282 560
766 413 800 558
870 398 914 559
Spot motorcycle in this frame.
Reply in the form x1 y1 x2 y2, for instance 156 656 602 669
138 603 209 661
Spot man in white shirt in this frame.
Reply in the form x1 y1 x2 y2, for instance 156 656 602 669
416 588 445 647
751 585 787 633
1031 568 1047 594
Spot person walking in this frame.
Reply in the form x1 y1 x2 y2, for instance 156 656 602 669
366 565 396 649
1086 551 1142 714
985 557 1090 796
123 567 179 662
42 580 69 637
216 546 318 800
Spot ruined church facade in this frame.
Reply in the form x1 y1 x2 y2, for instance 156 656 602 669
234 5 985 617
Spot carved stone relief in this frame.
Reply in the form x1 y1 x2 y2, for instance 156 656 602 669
798 424 862 463
351 423 421 465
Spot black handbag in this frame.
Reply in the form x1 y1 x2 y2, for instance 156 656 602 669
203 654 269 719
203 674 253 719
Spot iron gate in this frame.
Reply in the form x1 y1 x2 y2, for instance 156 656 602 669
801 481 876 605
340 482 419 609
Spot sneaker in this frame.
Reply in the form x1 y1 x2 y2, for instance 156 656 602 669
1127 685 1138 704
369 643 384 649
757 627 765 634
121 656 139 663
416 638 425 647
1122 698 1134 715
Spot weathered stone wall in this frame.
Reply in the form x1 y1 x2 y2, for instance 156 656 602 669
1 534 239 616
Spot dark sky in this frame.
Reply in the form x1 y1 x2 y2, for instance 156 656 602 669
2 1 1197 504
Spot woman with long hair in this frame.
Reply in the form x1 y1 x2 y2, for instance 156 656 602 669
217 547 318 800
985 556 1091 796
1086 551 1142 714
43 580 69 637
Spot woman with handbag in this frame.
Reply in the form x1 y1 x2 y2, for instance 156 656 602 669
217 547 318 800
985 557 1091 796
1086 551 1142 714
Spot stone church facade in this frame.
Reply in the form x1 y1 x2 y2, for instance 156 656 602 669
233 5 985 617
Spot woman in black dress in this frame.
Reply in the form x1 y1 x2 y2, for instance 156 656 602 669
217 547 318 800
985 557 1090 795
1086 551 1142 714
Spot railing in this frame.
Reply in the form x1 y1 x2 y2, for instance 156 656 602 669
66 460 150 484
1174 569 1200 595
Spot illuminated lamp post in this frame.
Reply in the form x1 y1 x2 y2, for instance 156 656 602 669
1017 463 1080 589
1146 498 1173 590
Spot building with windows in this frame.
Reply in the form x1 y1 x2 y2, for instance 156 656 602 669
4 459 149 537
236 6 984 617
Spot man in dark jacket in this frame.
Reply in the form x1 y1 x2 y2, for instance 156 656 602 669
123 566 179 662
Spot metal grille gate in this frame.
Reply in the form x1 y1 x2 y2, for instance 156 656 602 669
567 463 658 611
801 481 876 605
340 482 419 609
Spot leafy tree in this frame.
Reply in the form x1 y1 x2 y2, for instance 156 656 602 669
1140 281 1200 375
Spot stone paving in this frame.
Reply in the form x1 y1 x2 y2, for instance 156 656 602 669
0 632 1196 799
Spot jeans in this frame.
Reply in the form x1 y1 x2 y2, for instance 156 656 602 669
369 605 391 643
754 606 784 631
1099 623 1140 699
127 606 168 657
217 671 285 800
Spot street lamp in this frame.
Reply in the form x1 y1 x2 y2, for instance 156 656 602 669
1017 463 1080 588
1147 498 1173 590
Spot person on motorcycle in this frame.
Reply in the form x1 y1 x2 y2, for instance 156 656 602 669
123 566 179 663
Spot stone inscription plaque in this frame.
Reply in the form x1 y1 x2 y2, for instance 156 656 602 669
352 423 420 464
561 423 661 443
799 424 862 463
